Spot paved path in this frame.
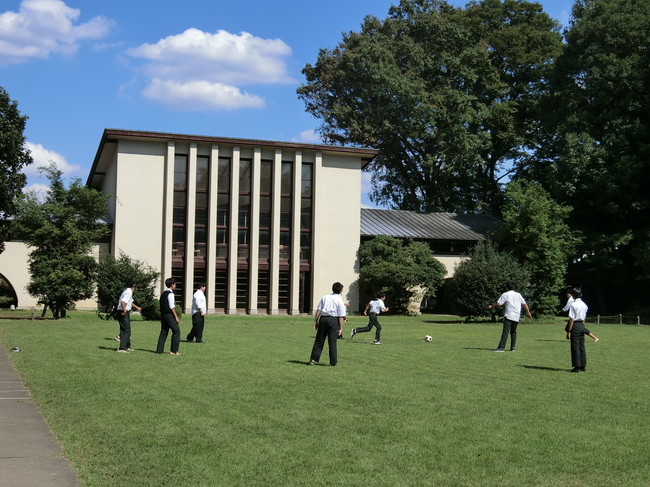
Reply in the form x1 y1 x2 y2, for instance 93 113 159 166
0 346 79 487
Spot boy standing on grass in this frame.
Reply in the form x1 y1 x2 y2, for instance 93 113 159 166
487 281 532 352
156 278 182 356
351 292 389 345
566 288 599 373
309 282 347 366
116 280 141 353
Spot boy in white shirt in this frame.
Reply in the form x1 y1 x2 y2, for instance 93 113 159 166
352 292 389 345
487 281 532 352
566 288 599 373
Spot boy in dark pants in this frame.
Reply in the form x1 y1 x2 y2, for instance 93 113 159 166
352 292 389 345
566 288 599 373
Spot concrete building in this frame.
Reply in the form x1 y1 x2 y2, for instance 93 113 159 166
1 129 499 314
85 128 378 314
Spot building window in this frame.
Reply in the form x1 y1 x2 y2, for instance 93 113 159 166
279 162 292 265
215 156 230 310
194 155 209 268
172 154 188 308
237 159 252 309
300 164 312 264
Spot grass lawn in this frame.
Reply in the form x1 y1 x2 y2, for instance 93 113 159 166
1 312 649 487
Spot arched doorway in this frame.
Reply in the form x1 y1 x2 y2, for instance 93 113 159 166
0 274 18 308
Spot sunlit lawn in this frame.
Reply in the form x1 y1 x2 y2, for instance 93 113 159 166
1 312 648 487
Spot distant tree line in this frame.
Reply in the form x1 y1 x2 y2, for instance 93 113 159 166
300 0 650 314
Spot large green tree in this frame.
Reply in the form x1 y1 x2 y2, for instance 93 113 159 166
498 179 577 315
0 86 33 253
298 0 562 214
448 240 531 319
527 0 650 311
358 235 446 315
13 165 109 318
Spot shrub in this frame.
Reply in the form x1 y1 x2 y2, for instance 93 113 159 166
448 241 531 320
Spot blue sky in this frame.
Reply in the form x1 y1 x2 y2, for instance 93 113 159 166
1 0 573 206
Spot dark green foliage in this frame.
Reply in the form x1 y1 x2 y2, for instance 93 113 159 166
12 165 108 318
0 86 33 253
448 241 530 320
526 0 650 311
499 180 577 315
298 0 562 214
96 252 160 320
358 235 446 314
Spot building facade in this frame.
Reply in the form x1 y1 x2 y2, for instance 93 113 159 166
86 129 378 314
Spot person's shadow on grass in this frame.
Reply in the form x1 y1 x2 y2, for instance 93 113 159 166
98 346 158 353
287 360 327 366
464 347 495 351
518 364 567 372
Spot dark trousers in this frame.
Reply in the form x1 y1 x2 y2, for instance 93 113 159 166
118 312 131 350
355 312 382 341
157 313 180 353
570 322 589 370
187 313 204 341
310 316 340 366
497 318 519 349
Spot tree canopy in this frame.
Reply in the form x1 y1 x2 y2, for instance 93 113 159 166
525 0 650 311
0 86 33 254
358 235 446 314
498 179 577 315
298 0 562 214
13 165 109 318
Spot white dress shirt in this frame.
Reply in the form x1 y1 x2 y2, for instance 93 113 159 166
497 290 527 322
316 293 347 317
192 289 207 315
569 298 588 322
117 287 134 311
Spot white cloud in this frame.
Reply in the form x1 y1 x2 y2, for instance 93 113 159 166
22 183 50 202
295 129 322 144
23 142 81 177
143 79 265 111
0 0 113 65
127 28 293 111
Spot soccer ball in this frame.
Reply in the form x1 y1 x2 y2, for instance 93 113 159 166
424 335 432 342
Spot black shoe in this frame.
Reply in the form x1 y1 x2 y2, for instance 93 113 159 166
570 368 583 373
493 348 505 352
196 340 204 343
186 336 194 342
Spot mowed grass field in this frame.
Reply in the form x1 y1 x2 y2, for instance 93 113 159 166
1 312 649 487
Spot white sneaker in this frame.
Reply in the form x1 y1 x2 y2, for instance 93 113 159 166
117 349 129 353
350 329 356 338
373 341 382 345
114 336 120 342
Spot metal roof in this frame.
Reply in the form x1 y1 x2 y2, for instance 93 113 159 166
360 208 501 241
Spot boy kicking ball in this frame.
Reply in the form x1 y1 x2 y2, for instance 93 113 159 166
351 292 388 345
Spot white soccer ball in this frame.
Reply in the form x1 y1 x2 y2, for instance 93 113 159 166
424 335 432 342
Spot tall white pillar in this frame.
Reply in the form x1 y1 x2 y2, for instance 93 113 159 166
184 143 197 312
227 146 240 314
269 148 282 315
289 151 302 315
206 144 219 313
249 147 261 314
161 141 175 291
